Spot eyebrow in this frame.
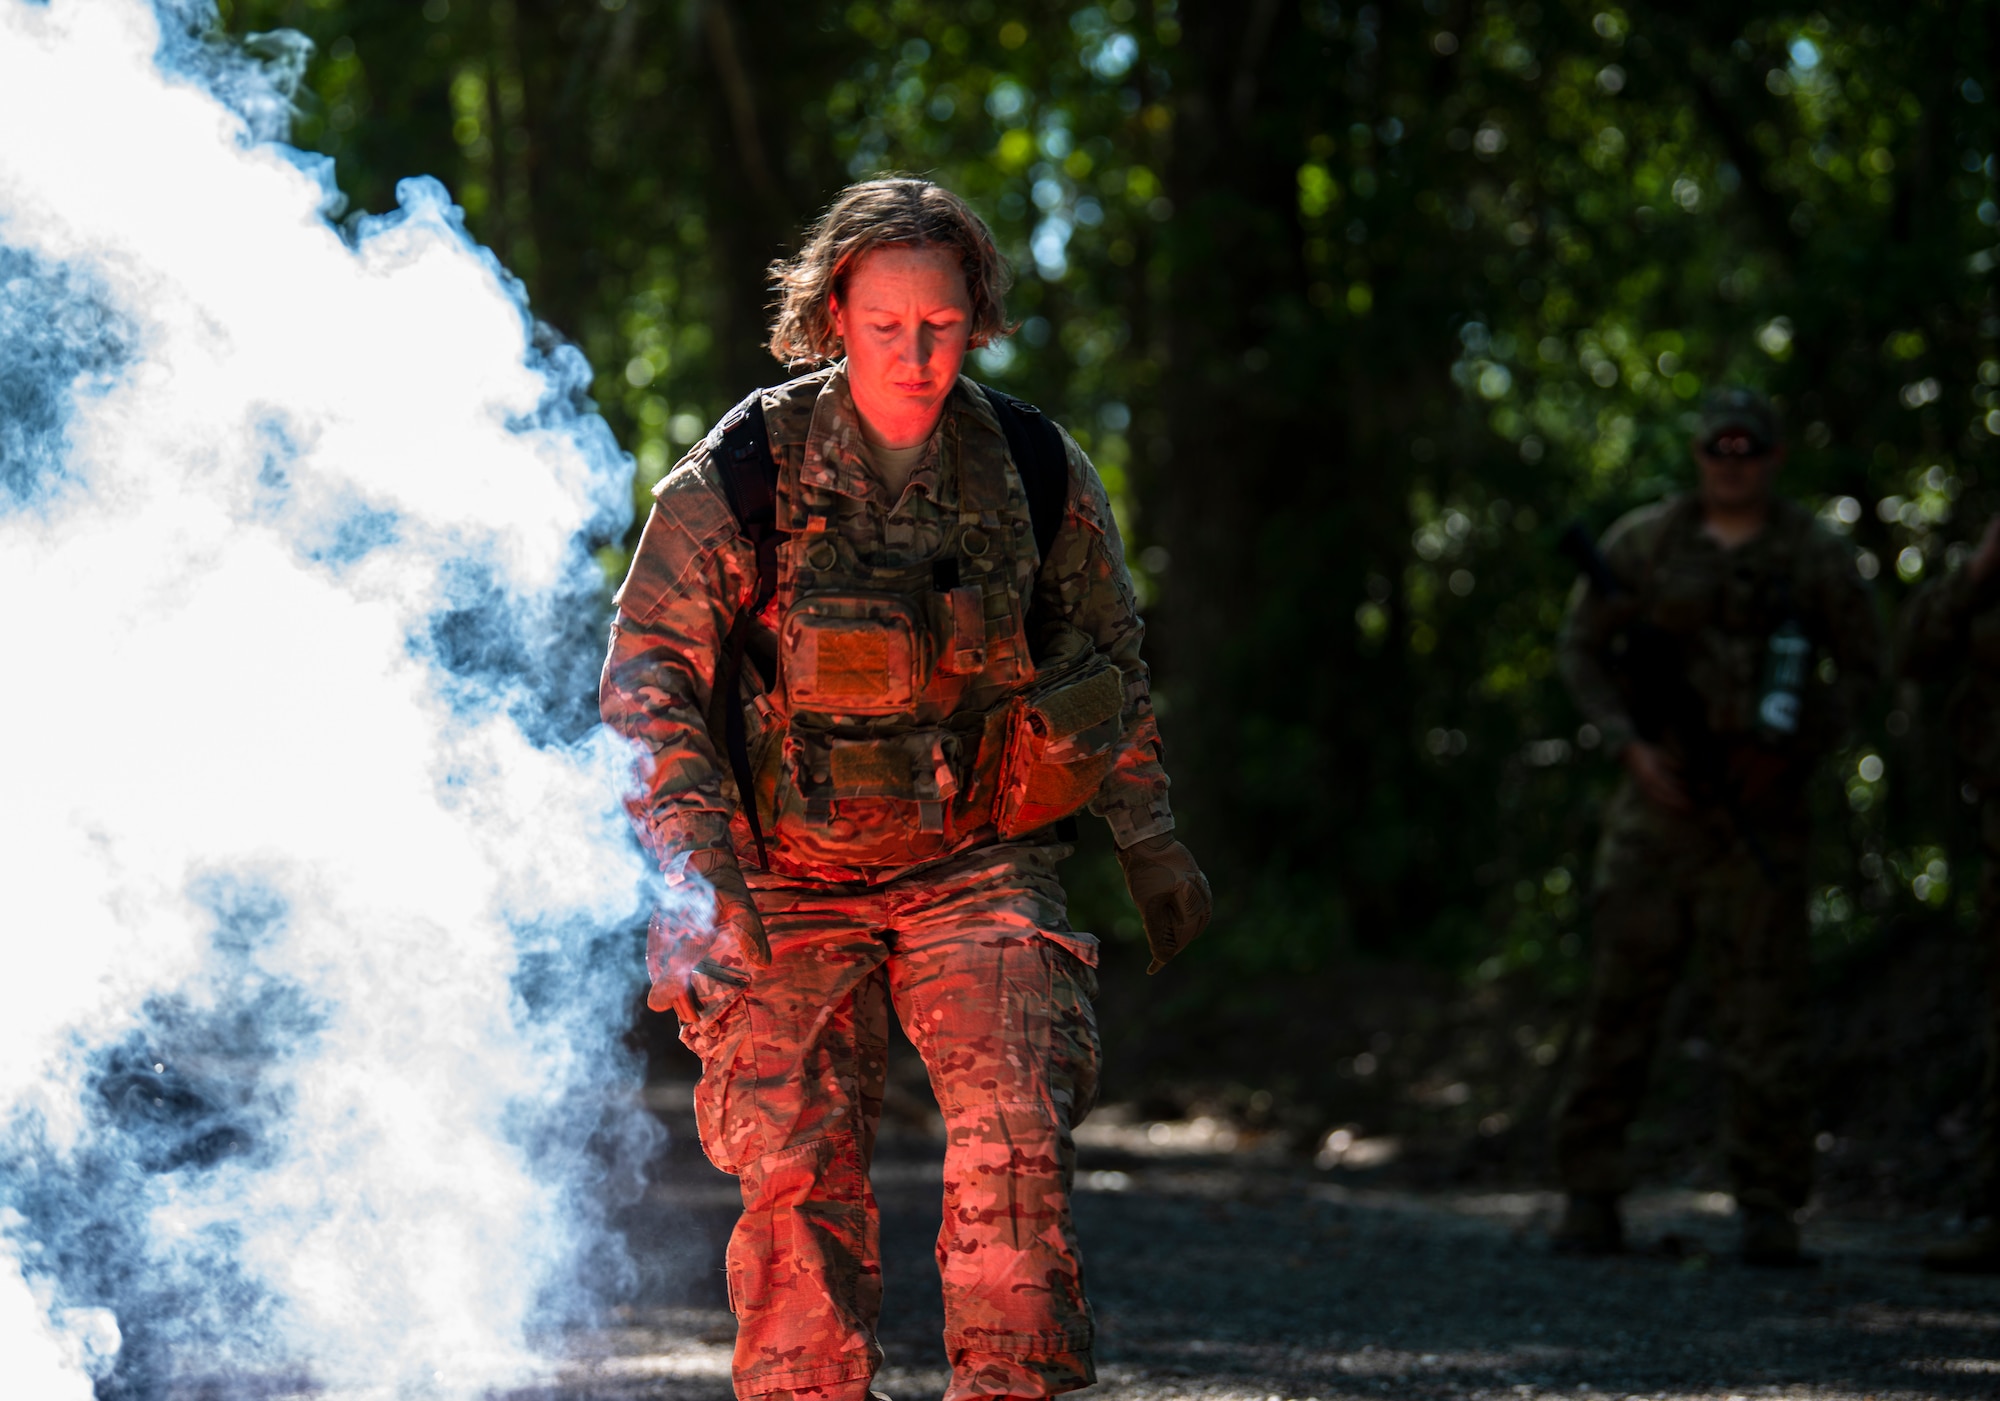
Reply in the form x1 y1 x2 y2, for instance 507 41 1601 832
857 303 966 316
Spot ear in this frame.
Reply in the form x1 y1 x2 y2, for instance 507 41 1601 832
828 294 847 344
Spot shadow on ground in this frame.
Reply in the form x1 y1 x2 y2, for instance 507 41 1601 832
527 1080 2000 1401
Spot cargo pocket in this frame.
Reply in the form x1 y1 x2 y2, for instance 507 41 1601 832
680 961 755 1176
724 1214 771 1315
1042 942 1102 1131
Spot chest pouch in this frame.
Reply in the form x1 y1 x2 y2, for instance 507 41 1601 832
994 657 1126 840
1648 559 1719 636
781 591 931 716
766 725 962 874
935 581 989 676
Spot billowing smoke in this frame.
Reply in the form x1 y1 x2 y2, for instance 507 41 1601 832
0 1 675 1394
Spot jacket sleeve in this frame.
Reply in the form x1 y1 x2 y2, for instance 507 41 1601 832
598 451 755 868
1034 428 1174 848
1898 561 1993 682
1555 506 1659 757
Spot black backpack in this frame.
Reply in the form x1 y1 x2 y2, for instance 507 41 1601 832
709 383 1069 865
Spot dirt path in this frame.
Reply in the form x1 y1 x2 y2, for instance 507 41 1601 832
542 1093 2000 1400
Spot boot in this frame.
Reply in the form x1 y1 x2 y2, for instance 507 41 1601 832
1740 1204 1811 1267
1551 1191 1624 1255
1924 1224 2000 1274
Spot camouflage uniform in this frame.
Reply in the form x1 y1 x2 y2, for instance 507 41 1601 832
1899 549 2000 1215
601 365 1172 1399
1555 494 1883 1214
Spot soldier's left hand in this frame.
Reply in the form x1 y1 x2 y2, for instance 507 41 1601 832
1115 834 1213 974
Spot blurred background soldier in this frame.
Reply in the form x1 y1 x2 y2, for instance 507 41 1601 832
1901 513 2000 1272
601 179 1210 1401
1551 388 1883 1265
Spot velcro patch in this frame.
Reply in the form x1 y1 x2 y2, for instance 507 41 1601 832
1031 664 1124 741
813 630 891 698
829 740 914 798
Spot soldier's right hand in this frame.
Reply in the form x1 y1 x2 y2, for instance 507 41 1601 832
690 847 772 967
646 847 771 1016
1620 740 1693 815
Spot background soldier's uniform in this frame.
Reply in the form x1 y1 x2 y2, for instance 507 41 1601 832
1899 551 2000 1221
1556 495 1882 1220
602 365 1173 1400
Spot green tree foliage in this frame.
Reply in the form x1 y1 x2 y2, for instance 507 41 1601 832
219 0 2000 1060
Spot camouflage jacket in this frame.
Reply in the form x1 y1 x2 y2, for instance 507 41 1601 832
1559 494 1883 775
1897 543 2000 789
600 363 1173 883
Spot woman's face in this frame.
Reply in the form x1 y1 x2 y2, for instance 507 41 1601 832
830 244 974 446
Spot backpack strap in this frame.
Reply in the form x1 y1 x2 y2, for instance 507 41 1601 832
979 383 1068 565
978 385 1083 844
715 390 783 602
711 390 784 868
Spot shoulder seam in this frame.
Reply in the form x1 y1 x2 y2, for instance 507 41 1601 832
617 453 741 621
763 366 834 445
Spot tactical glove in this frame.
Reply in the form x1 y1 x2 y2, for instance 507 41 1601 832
646 847 771 1017
1115 833 1212 974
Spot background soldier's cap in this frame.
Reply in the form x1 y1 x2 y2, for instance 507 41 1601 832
1696 386 1780 455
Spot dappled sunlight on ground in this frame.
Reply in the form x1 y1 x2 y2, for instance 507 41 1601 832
505 1089 2000 1400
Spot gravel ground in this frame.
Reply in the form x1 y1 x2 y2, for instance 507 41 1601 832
529 1089 2000 1401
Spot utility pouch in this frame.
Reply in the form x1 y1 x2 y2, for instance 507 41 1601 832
994 657 1126 839
768 725 961 873
828 729 960 804
781 592 930 716
934 583 988 676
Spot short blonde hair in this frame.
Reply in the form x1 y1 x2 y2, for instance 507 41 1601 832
766 177 1012 366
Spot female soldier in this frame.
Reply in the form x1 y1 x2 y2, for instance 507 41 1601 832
601 177 1210 1401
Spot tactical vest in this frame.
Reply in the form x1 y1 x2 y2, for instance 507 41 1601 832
712 375 1125 883
1636 495 1819 740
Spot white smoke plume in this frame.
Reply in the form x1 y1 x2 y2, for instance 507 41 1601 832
0 0 675 1394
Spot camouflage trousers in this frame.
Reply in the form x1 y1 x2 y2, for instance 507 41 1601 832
675 841 1101 1401
1972 795 2000 1215
1554 779 1814 1212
